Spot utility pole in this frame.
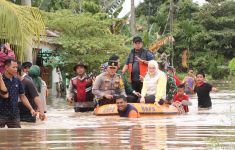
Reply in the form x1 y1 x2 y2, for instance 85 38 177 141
78 0 82 13
21 0 33 62
147 1 151 33
21 0 31 6
169 0 174 67
130 0 136 36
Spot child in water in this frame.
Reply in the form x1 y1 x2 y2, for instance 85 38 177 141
174 84 191 113
189 72 217 109
183 69 195 94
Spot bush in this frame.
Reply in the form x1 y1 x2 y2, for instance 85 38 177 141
228 58 235 72
211 66 229 80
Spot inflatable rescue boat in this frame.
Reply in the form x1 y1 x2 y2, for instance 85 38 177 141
94 103 178 116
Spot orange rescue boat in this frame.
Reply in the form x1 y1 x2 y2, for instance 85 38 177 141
94 103 178 116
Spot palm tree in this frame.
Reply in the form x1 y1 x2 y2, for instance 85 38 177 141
0 0 45 61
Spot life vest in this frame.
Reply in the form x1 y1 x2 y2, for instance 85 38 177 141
118 104 139 117
71 76 93 102
127 48 149 81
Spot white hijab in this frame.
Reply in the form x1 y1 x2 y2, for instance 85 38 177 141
147 60 159 76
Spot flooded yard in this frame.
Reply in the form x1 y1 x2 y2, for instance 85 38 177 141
0 81 235 149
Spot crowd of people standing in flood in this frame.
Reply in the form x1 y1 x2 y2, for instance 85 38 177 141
0 43 47 128
66 36 216 118
0 36 217 128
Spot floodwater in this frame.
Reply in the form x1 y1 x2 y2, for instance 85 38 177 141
0 81 235 150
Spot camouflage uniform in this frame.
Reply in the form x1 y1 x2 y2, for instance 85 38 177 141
166 72 177 103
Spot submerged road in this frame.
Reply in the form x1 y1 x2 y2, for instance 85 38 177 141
0 81 235 149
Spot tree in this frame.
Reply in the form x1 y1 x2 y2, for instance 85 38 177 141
196 1 235 59
0 0 45 61
42 10 129 74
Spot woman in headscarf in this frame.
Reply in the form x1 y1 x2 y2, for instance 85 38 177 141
29 65 48 113
140 60 167 105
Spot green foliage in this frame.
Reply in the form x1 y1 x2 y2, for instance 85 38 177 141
82 1 100 14
210 66 229 79
42 10 129 75
33 0 124 15
135 0 235 78
196 1 235 59
228 58 235 71
0 0 45 61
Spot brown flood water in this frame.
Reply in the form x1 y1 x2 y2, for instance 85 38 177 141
0 81 235 149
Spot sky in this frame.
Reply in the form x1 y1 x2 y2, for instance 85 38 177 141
118 0 206 18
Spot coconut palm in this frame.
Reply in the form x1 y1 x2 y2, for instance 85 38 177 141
0 0 45 61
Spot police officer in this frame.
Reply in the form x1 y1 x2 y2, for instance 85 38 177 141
92 60 126 106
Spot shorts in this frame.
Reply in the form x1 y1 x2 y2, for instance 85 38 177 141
0 116 21 128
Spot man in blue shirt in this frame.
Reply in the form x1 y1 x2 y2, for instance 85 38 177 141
122 36 154 93
0 59 36 128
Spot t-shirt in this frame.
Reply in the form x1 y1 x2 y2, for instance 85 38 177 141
0 75 24 119
118 104 140 118
194 83 212 108
185 77 194 93
174 94 189 112
19 78 39 113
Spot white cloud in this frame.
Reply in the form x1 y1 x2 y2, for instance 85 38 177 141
118 0 206 18
118 0 143 18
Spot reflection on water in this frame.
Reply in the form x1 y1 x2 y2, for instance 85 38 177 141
0 81 235 149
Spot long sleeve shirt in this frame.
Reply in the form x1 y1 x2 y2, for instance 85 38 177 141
141 70 167 102
166 72 177 100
